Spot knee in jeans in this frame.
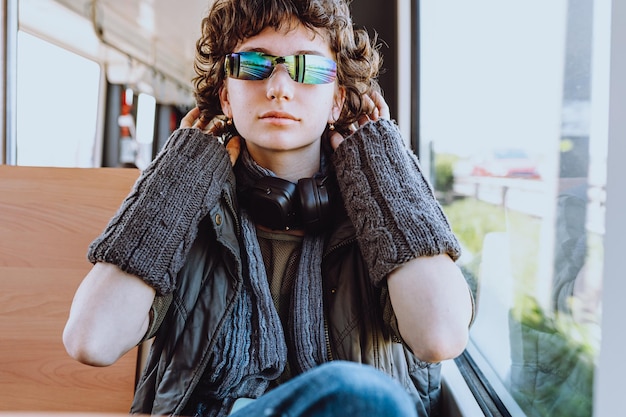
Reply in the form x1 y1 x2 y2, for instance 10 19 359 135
313 361 393 389
308 361 415 413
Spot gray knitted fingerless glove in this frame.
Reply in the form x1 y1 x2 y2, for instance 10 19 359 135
332 119 461 286
87 128 231 295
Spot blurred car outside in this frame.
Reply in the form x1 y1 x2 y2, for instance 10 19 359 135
471 148 541 179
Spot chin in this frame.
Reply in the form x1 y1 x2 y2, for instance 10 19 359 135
249 137 320 153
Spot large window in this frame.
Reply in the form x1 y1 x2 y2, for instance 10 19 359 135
421 1 606 416
15 31 102 167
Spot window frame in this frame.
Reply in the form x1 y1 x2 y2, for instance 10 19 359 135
2 0 18 165
593 1 626 416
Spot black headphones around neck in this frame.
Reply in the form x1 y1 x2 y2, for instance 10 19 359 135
240 175 334 234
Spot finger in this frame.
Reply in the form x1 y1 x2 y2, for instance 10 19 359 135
194 115 210 131
371 106 380 121
180 107 200 128
357 114 370 127
208 118 225 136
329 131 345 151
225 136 241 166
371 91 390 119
363 94 376 115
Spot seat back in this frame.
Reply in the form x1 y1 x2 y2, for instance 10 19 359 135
0 166 140 412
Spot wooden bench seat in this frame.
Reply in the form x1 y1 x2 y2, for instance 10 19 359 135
0 166 140 412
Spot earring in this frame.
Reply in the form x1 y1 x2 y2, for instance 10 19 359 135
329 123 335 131
226 117 233 126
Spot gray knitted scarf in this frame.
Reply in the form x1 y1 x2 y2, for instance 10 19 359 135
196 143 328 417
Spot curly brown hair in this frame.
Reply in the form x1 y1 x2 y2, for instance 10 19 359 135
193 0 382 134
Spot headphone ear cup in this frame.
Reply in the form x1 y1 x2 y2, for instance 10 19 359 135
249 176 298 230
297 177 331 232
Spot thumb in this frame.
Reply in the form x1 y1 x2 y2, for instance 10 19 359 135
329 131 345 151
225 136 241 166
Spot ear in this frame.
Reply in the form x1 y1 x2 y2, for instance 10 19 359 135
328 86 346 124
219 84 232 118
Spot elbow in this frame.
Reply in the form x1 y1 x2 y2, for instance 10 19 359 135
63 322 120 367
405 326 469 363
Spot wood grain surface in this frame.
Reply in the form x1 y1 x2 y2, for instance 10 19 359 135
0 166 140 412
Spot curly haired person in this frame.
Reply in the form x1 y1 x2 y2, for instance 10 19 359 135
64 1 474 416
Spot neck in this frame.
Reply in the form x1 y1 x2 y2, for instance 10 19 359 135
247 144 321 182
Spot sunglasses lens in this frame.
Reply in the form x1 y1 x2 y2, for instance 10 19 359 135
293 55 337 84
226 52 337 84
226 52 273 80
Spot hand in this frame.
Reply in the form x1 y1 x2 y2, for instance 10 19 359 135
329 91 390 150
180 107 241 166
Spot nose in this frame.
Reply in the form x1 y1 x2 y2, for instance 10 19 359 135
266 64 295 101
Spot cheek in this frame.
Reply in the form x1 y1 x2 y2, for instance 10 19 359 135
230 108 254 136
231 102 251 120
227 93 255 123
307 86 337 113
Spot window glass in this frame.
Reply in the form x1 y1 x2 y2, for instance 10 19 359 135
16 31 101 167
421 1 605 416
135 92 156 170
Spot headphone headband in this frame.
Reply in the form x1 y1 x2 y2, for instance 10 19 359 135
240 175 333 233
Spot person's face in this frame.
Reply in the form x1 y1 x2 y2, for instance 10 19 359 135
219 21 344 164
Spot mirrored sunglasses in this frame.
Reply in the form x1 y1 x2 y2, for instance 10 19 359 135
225 51 337 85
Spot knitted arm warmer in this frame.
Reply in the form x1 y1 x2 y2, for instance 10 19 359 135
87 128 231 295
331 119 461 286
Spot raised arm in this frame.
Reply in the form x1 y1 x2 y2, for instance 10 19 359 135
63 262 155 366
64 115 235 366
387 255 472 362
330 93 473 362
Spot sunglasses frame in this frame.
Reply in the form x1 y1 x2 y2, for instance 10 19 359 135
225 51 337 85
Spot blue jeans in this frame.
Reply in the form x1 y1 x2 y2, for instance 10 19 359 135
229 361 418 417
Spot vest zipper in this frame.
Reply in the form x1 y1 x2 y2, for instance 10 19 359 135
323 235 357 259
324 316 334 361
321 234 357 362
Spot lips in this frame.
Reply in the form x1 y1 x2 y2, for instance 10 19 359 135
259 111 299 121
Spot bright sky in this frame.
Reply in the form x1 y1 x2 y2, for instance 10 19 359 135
419 0 568 158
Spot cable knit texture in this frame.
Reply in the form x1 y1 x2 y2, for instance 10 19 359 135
332 119 461 285
87 128 231 295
